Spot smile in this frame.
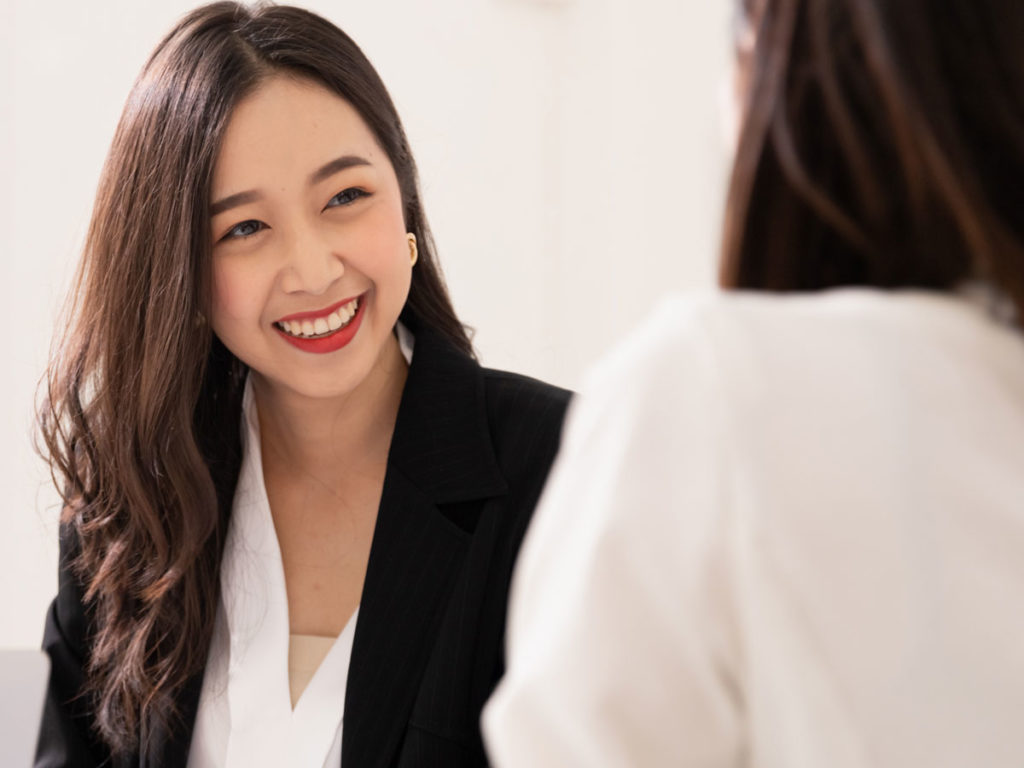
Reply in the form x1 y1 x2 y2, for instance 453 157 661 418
275 297 360 339
273 294 367 354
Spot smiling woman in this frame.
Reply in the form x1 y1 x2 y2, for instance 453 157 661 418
209 77 412 403
34 4 569 768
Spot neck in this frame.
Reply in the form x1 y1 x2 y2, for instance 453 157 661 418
251 333 408 490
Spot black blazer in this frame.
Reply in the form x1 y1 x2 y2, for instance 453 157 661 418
37 320 571 768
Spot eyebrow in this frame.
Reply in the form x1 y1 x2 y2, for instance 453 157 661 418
210 154 374 216
309 154 372 186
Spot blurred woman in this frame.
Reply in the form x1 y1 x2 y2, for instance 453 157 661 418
484 0 1024 765
36 4 568 766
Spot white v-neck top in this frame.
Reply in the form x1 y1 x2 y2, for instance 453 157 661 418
187 325 414 768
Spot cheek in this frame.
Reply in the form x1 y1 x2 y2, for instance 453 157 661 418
371 235 414 295
211 257 266 330
345 210 413 284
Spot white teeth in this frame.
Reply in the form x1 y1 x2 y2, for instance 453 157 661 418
278 297 361 339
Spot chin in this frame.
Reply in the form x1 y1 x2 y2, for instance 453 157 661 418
263 363 371 402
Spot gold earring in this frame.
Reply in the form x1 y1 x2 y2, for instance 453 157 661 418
407 232 418 266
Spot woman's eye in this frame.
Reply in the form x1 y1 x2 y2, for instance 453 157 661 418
325 187 368 209
224 220 265 240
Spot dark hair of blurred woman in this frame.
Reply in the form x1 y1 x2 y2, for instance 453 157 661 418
721 0 1024 317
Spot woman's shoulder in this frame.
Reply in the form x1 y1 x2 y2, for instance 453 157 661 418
479 368 572 424
563 285 1024 463
624 286 991 345
588 286 1012 391
477 367 572 481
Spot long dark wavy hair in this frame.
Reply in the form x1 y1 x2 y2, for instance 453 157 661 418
38 2 470 755
721 0 1024 316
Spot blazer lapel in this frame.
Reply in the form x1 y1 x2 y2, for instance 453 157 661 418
341 469 468 768
342 319 507 768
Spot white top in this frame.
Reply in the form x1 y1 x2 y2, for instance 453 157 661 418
188 325 414 768
484 288 1024 768
186 381 359 768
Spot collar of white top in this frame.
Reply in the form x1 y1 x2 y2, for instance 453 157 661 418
957 279 1018 326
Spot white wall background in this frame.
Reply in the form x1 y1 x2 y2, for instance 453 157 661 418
0 0 732 647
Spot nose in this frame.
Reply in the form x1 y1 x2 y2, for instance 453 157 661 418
277 221 345 296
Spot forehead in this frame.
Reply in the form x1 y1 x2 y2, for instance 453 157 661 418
212 75 384 191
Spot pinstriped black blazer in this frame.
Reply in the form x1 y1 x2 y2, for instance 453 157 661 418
36 315 571 768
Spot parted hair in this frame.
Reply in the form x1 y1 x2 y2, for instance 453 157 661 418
38 2 469 755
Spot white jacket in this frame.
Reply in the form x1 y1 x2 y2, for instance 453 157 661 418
485 288 1024 768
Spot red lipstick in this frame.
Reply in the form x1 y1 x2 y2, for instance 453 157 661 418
274 294 366 354
277 295 361 324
